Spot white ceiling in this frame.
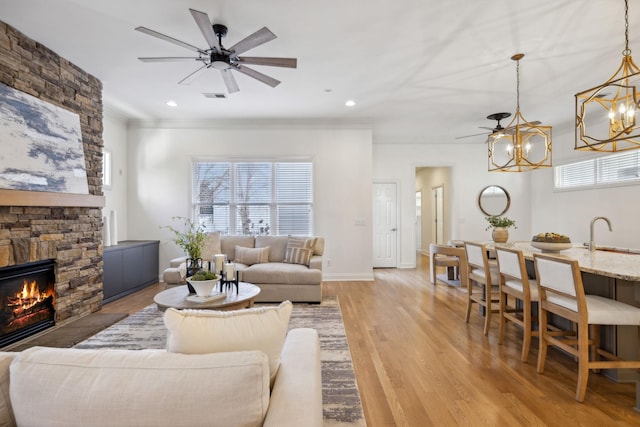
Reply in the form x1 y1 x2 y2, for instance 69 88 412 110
1 0 639 143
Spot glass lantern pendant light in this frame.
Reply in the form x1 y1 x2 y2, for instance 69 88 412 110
575 0 640 152
488 54 552 172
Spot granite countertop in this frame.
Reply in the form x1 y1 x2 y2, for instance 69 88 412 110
493 241 640 282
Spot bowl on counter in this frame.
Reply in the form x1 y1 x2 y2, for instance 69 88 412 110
530 241 573 253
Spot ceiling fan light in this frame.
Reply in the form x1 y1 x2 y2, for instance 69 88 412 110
211 60 231 70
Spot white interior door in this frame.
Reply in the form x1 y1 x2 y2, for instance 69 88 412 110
373 182 397 268
433 186 444 244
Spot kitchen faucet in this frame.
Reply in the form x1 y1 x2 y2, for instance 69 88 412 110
589 216 612 252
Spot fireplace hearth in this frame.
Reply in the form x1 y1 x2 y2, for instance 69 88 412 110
0 260 55 347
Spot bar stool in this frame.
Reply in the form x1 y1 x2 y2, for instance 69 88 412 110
429 244 467 286
495 246 539 362
463 241 500 335
533 253 640 402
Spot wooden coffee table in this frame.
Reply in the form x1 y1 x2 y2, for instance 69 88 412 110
154 282 261 312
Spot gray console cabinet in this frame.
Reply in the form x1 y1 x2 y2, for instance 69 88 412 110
103 240 159 303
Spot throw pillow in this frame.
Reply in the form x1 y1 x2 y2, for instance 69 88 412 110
284 236 317 265
164 300 293 382
235 246 270 265
201 231 222 261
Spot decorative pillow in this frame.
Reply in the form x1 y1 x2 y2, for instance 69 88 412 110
201 231 222 261
235 246 270 265
164 301 293 382
284 237 317 265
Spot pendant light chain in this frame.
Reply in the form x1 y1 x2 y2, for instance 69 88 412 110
623 0 631 55
515 58 521 112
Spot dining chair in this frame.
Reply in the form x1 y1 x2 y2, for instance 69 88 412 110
533 253 640 402
495 246 539 362
429 244 467 286
463 241 500 335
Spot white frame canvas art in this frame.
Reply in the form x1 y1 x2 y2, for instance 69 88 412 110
0 82 88 194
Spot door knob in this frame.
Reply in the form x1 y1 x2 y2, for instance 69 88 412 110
391 228 397 231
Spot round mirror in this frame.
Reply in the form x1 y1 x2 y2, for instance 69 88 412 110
478 185 510 216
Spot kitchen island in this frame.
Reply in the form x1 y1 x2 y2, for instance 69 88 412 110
492 241 640 393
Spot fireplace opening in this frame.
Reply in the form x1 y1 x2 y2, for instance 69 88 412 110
0 260 55 347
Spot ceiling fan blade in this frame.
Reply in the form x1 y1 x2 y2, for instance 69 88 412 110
228 27 276 55
138 57 200 62
178 65 209 85
135 26 202 53
234 64 280 87
189 9 221 53
237 56 297 68
455 132 488 140
221 69 240 93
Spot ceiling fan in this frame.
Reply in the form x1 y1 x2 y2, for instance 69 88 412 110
135 8 297 93
455 112 541 141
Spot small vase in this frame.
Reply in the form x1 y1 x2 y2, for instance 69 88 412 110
492 227 509 243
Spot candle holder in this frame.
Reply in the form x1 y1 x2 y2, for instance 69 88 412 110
219 270 239 294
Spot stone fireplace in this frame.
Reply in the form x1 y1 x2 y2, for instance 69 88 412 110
0 21 105 341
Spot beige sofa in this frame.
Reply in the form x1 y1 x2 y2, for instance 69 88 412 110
0 328 322 427
164 235 324 303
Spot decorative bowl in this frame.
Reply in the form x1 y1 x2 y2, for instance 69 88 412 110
186 278 219 297
530 242 573 253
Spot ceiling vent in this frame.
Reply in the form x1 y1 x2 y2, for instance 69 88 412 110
203 93 227 99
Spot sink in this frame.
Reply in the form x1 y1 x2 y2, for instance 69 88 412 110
578 244 640 255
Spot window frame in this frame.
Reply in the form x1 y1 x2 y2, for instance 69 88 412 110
190 157 314 235
554 150 640 192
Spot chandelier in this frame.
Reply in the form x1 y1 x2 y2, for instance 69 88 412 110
488 54 552 172
575 0 640 152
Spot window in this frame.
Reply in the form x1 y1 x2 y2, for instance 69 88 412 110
102 150 112 189
555 150 640 190
192 160 313 235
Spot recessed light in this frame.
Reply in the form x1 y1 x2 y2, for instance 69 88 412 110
166 100 178 107
345 100 356 107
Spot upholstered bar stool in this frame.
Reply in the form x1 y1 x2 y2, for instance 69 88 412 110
533 253 640 402
463 241 500 335
429 244 467 286
495 246 539 362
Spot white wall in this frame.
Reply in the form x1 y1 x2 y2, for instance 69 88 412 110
373 142 532 268
530 127 640 248
126 124 374 281
101 111 128 244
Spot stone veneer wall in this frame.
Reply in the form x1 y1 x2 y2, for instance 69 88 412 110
0 21 104 321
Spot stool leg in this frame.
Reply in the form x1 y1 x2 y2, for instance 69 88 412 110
521 298 532 363
537 306 549 374
576 324 590 402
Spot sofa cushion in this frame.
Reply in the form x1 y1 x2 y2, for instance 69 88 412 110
284 237 317 266
0 352 16 427
221 236 255 260
235 246 270 266
10 346 269 427
242 262 323 285
255 236 288 262
164 301 293 382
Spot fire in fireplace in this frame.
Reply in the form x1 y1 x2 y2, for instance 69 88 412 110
0 260 55 347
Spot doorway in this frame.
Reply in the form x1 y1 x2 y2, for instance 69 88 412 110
433 185 444 244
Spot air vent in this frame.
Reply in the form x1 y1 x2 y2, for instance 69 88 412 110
203 93 227 99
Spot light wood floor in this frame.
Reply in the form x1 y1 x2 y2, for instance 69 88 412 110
101 254 640 426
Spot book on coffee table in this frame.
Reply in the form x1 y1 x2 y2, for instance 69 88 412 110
185 292 226 303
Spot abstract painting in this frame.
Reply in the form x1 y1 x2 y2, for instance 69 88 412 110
0 82 88 194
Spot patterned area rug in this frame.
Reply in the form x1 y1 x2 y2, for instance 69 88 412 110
75 298 366 427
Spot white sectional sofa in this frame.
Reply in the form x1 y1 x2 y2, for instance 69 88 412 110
164 235 324 303
0 328 322 427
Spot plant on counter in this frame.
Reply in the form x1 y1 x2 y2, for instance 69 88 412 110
162 216 207 260
485 216 517 230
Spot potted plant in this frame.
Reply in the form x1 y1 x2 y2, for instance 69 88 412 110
485 216 517 243
162 216 207 277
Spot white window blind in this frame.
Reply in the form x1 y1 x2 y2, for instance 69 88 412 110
192 160 313 235
555 151 640 190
